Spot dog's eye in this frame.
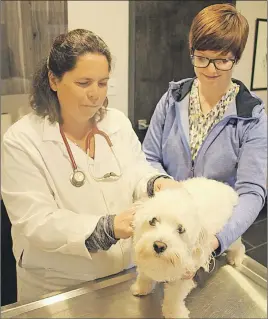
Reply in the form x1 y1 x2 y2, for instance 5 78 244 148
149 217 158 226
177 224 185 234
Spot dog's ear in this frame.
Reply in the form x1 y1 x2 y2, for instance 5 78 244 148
191 226 213 272
132 199 154 234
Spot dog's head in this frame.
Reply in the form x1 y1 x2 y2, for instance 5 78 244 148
133 189 213 282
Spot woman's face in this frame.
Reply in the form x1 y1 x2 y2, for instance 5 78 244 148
50 53 109 123
193 50 236 91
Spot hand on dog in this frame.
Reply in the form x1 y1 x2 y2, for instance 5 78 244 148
154 178 182 193
182 270 196 280
182 236 220 280
113 208 135 239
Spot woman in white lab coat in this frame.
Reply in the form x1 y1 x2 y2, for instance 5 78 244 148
1 29 179 302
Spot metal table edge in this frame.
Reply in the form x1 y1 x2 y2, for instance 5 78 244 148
1 256 266 318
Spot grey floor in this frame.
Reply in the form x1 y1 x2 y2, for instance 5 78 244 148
242 199 267 267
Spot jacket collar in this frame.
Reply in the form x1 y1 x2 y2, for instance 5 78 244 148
42 117 62 142
171 78 262 118
43 108 121 142
233 79 262 118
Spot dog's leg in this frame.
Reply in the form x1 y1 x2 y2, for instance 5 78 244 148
131 270 156 296
162 279 196 319
226 237 245 267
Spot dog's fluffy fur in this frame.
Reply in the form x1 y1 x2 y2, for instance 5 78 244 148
131 177 245 318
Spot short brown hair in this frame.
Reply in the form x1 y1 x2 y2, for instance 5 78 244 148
189 4 249 61
30 29 112 124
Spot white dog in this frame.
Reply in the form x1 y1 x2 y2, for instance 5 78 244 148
131 177 245 318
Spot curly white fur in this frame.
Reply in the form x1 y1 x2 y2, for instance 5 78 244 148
131 177 245 318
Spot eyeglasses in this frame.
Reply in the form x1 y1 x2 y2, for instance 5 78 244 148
190 55 236 71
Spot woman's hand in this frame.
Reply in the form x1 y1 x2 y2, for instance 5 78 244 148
113 208 135 239
182 269 197 280
182 236 220 280
154 177 182 193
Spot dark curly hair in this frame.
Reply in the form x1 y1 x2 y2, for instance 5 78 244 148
30 29 112 124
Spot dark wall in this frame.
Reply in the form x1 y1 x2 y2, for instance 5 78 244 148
129 0 236 141
1 200 17 306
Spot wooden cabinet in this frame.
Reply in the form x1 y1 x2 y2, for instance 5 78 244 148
1 1 67 95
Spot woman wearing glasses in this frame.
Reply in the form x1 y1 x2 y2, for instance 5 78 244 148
143 4 267 258
1 29 180 301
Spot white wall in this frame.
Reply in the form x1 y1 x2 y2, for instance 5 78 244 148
233 1 267 106
68 1 129 116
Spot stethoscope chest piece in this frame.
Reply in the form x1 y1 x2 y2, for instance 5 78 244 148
70 169 86 187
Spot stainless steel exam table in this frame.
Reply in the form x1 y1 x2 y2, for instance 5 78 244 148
2 255 267 318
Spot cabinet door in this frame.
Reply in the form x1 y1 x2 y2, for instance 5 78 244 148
1 1 67 96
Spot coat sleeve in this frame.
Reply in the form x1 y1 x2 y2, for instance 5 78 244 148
142 92 169 174
1 134 100 260
117 113 166 201
216 109 267 254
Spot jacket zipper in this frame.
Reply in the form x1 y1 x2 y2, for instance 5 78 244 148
191 117 234 177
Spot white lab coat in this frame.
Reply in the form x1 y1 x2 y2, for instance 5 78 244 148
1 108 158 298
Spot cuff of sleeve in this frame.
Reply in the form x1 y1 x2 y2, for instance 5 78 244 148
214 234 224 256
104 215 119 244
134 169 173 200
147 174 171 198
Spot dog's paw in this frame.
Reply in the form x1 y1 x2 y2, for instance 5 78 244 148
226 244 245 268
162 304 190 319
131 280 155 296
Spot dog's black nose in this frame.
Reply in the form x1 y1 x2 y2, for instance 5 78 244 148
153 241 167 254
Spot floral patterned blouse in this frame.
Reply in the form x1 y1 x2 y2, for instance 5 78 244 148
189 78 240 160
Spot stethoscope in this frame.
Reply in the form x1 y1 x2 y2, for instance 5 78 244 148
59 126 122 187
